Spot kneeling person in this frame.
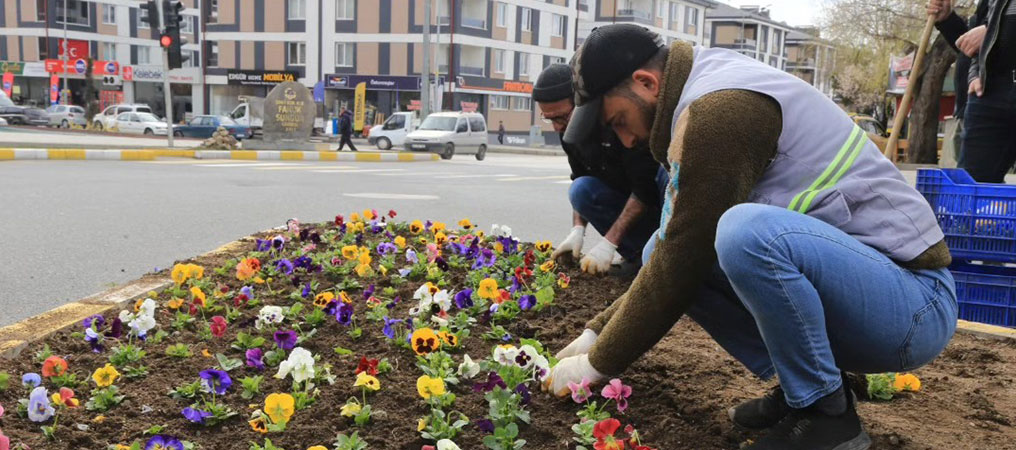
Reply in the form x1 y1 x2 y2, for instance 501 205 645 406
533 64 666 275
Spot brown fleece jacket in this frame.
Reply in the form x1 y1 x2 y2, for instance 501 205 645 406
584 42 951 376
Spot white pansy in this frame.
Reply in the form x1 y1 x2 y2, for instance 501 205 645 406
516 344 540 370
493 344 519 367
129 314 157 337
531 353 551 382
119 310 134 323
256 305 285 329
138 298 157 318
433 290 451 311
436 439 461 450
457 354 480 379
275 347 315 383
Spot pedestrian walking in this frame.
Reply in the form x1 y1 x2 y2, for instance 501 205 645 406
929 0 1016 182
338 107 358 152
544 24 955 450
497 121 505 144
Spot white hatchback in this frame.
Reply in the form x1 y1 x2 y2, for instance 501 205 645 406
404 112 489 160
114 112 168 136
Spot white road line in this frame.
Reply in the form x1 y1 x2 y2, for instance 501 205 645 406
343 193 440 200
195 162 309 168
253 165 358 170
497 175 571 182
311 168 406 174
446 173 518 179
140 160 262 165
554 180 573 184
373 172 461 177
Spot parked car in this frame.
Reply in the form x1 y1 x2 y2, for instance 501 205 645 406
0 117 8 126
0 90 49 126
368 111 420 150
46 104 87 128
173 115 251 140
95 104 154 130
114 112 168 136
404 112 489 160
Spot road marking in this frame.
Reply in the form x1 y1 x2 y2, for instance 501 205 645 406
446 173 518 179
141 159 253 164
254 165 358 170
374 171 459 177
497 175 571 182
195 162 307 168
343 193 439 200
312 168 406 174
554 180 573 184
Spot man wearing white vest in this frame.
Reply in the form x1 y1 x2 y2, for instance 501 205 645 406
542 25 958 450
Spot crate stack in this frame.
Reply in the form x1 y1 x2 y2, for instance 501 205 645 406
917 169 1016 328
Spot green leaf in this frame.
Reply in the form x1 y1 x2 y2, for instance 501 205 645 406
215 353 243 371
143 425 165 435
333 346 354 356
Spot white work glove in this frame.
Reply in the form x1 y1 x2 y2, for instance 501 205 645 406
555 329 598 360
580 240 618 275
541 353 606 398
552 226 585 262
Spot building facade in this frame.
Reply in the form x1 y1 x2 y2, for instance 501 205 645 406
0 0 202 121
575 0 714 48
705 3 793 70
785 28 836 98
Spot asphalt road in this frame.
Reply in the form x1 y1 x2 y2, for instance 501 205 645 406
0 154 582 326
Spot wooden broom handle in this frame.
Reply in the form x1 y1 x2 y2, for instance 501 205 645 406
885 15 938 160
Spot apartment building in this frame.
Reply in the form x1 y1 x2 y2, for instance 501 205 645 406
705 3 792 70
203 0 575 143
0 0 202 121
785 27 836 97
576 0 715 48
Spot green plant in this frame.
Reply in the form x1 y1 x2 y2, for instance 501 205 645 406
483 423 525 450
51 372 81 389
333 431 369 450
866 373 896 401
169 380 203 400
215 353 243 371
239 375 263 400
123 365 149 380
0 371 9 391
86 386 125 412
109 344 146 368
35 344 53 363
166 343 193 358
232 331 267 351
249 438 285 450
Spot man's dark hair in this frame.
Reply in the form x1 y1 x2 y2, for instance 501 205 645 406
609 46 669 98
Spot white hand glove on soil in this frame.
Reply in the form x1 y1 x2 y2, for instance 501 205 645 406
552 226 585 262
541 353 606 398
580 240 618 275
555 329 598 359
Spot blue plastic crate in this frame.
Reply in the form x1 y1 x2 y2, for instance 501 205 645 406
950 262 1016 327
917 168 1016 262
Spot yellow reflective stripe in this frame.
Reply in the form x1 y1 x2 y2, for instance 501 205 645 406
796 133 867 213
787 125 863 213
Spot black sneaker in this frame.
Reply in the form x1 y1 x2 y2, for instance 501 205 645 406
744 387 871 450
728 384 791 430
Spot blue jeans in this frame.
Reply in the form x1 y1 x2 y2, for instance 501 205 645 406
958 77 1016 183
570 167 668 262
642 204 958 408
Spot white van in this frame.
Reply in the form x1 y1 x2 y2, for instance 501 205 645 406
404 112 488 160
368 111 419 150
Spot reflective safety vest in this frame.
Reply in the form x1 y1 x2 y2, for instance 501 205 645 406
666 46 943 262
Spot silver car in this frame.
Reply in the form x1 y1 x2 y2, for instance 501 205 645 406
46 105 87 128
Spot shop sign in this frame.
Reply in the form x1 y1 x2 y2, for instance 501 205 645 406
227 70 298 86
408 99 421 111
455 76 534 94
58 39 89 59
74 59 88 74
0 61 25 75
22 62 49 77
122 66 133 81
325 74 421 91
460 101 478 112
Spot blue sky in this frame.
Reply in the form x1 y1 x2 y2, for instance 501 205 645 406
724 0 823 27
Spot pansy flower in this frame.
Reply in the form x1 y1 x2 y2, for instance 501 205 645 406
354 372 381 391
22 373 41 389
437 331 458 348
411 328 440 355
558 272 571 289
314 292 335 308
474 418 496 434
182 407 212 424
198 369 232 395
50 387 79 408
458 218 474 230
601 379 633 413
210 316 228 338
568 377 592 403
145 435 184 450
454 289 474 309
382 317 403 339
274 330 298 350
416 375 446 399
276 259 295 275
85 327 104 352
472 372 507 393
246 348 265 371
540 260 556 272
519 295 537 311
264 393 295 425
335 302 354 326
27 386 54 422
355 356 379 376
409 220 424 234
593 418 623 450
478 278 499 300
42 356 68 378
92 364 121 387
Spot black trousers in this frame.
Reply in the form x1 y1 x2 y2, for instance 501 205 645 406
959 73 1016 183
338 133 358 151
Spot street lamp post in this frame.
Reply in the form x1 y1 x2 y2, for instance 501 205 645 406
62 0 68 102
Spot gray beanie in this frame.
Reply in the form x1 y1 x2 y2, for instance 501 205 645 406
532 63 573 103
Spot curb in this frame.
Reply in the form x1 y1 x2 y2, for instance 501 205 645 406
955 319 1016 341
0 148 440 162
0 236 258 360
487 145 563 156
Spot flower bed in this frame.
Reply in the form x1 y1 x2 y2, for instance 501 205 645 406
1 211 1015 450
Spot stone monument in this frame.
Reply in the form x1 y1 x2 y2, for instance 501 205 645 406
244 81 328 151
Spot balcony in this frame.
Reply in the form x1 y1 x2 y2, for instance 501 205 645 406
459 65 484 76
459 45 486 77
616 9 653 25
461 0 488 30
462 17 486 29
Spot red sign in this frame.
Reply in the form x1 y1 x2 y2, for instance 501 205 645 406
45 59 65 74
502 81 533 94
2 72 13 97
407 99 421 111
58 39 89 60
50 75 59 105
122 66 133 81
460 101 478 113
44 59 120 76
92 60 119 75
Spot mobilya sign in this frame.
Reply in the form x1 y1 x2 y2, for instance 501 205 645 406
228 70 298 86
325 74 422 91
0 61 25 75
455 76 533 94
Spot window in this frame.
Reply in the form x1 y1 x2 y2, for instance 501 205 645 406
668 2 679 31
56 0 90 26
288 42 307 66
336 0 354 20
336 43 353 67
181 16 194 34
657 0 665 18
455 119 468 133
772 31 781 55
468 117 486 132
513 97 531 111
209 0 219 22
137 46 151 65
551 14 564 37
102 42 116 60
550 56 565 65
138 6 150 29
517 53 529 77
496 2 507 27
184 50 200 67
684 6 698 35
490 95 509 110
102 5 115 24
520 8 531 32
38 37 48 59
208 41 219 67
37 0 46 21
493 49 506 73
288 0 306 20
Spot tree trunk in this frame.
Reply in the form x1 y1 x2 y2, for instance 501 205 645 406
906 35 956 164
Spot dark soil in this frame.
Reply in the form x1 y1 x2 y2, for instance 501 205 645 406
1 223 1015 450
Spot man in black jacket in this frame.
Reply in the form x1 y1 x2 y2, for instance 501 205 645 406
338 107 357 152
534 64 667 275
930 0 1016 182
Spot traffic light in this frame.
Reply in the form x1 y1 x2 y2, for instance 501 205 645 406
139 0 159 29
161 1 189 69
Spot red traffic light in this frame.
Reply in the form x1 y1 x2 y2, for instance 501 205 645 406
160 34 173 48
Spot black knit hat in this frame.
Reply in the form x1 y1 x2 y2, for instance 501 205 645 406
564 24 664 144
532 64 573 103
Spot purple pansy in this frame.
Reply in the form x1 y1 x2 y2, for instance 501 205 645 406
83 314 105 329
146 435 184 450
255 239 272 252
514 383 532 405
301 282 312 298
475 418 496 434
246 348 265 371
454 289 474 309
85 327 103 353
198 369 232 395
473 372 507 393
519 295 536 311
382 317 402 339
273 330 298 350
406 249 419 264
335 302 354 326
182 407 213 424
276 259 294 275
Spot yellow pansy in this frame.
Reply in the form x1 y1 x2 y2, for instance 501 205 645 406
167 298 184 310
342 245 359 260
478 278 499 300
340 402 362 417
339 291 353 304
894 373 921 392
264 392 296 425
91 364 121 388
350 212 361 223
308 446 329 450
435 232 448 246
314 292 335 308
358 251 373 266
417 375 446 399
494 242 504 254
410 220 424 234
418 417 428 431
535 241 553 253
351 222 366 233
355 264 372 277
190 286 206 306
411 328 440 355
394 236 407 249
253 276 266 284
432 222 447 234
354 372 381 391
363 209 376 220
540 260 556 273
458 218 474 230
249 417 268 434
437 331 459 347
379 265 388 276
